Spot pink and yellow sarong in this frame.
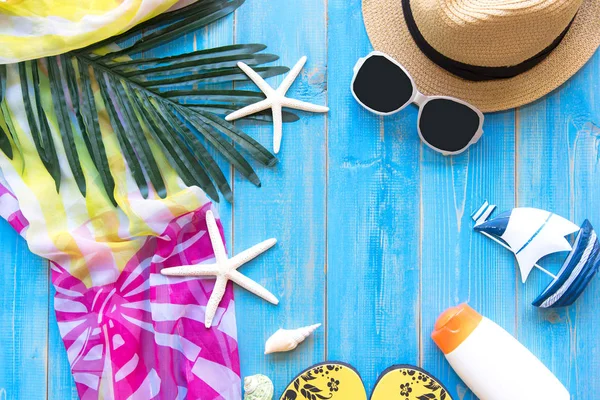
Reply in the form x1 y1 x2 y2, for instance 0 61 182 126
0 2 243 393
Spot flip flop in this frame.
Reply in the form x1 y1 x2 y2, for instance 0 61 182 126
370 365 452 400
280 362 367 400
279 362 452 400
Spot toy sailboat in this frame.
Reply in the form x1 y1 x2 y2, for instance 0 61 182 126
472 201 600 308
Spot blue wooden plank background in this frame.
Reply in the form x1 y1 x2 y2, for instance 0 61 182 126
1 0 600 399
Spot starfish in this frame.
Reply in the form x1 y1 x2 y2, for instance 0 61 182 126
161 210 278 328
225 56 329 154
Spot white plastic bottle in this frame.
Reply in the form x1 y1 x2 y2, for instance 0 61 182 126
431 303 570 400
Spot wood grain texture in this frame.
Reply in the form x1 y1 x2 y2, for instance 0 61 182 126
420 110 517 400
516 51 600 399
1 1 599 399
327 0 420 392
0 221 48 399
233 0 327 392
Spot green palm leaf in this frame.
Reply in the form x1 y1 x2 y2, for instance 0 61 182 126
123 53 279 79
156 100 233 202
112 44 268 72
0 64 10 159
94 0 245 63
109 75 167 198
0 0 299 204
18 61 61 190
0 65 5 102
75 60 117 206
47 57 87 196
96 73 150 199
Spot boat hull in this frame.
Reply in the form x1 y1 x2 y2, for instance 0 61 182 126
533 219 600 308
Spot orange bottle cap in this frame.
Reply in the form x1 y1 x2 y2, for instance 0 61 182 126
431 303 483 354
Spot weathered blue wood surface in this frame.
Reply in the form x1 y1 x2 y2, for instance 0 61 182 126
328 0 420 392
1 1 599 399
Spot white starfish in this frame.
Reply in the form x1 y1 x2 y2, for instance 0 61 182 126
161 210 278 328
225 56 329 154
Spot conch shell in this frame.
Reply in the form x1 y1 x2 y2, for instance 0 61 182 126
243 374 274 400
264 323 321 354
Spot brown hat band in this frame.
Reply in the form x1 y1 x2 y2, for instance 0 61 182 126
402 0 577 82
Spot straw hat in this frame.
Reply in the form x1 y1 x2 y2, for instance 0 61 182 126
362 0 600 112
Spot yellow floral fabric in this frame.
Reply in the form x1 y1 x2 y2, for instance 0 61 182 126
0 0 180 64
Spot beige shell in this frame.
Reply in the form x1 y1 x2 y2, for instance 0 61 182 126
243 374 274 400
264 323 321 354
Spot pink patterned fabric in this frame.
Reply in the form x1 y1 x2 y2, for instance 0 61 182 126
0 183 241 400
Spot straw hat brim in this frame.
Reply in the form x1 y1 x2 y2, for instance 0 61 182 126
362 0 600 112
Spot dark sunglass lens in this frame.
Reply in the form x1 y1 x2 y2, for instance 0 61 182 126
353 55 414 113
419 99 480 152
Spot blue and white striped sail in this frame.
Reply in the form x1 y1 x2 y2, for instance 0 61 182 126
473 204 580 283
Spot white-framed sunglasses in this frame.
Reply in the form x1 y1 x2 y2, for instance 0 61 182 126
351 51 484 155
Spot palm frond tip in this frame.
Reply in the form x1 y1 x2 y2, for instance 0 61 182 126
0 0 297 204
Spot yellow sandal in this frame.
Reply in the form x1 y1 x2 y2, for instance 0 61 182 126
371 365 452 400
280 362 367 400
279 362 452 400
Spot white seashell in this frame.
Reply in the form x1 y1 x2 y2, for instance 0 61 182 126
243 374 274 400
264 323 321 354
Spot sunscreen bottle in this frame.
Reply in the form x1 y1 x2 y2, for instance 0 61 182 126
431 303 569 400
